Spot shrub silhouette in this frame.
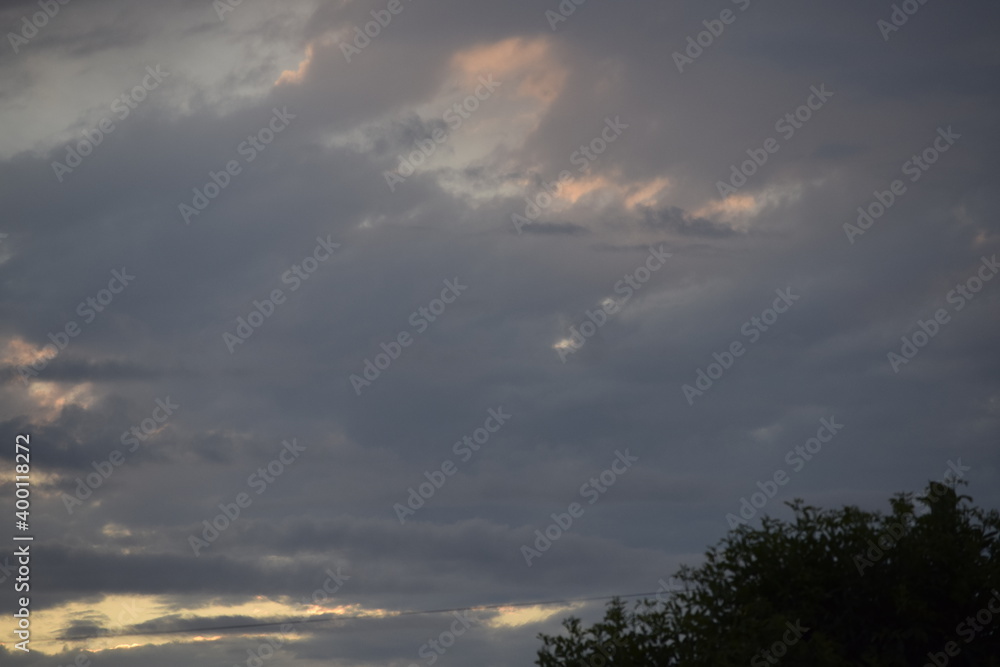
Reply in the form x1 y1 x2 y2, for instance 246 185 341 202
536 482 1000 666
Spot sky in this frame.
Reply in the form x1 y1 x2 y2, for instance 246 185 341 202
0 0 998 665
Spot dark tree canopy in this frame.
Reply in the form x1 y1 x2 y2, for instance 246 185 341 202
536 482 1000 666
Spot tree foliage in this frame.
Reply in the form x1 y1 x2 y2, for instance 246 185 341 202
536 482 1000 666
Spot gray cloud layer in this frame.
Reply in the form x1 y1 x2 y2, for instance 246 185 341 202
0 0 998 664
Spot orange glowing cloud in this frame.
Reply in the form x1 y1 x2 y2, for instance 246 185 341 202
1 336 100 420
1 336 57 367
276 42 318 86
553 174 671 210
624 176 672 210
693 193 760 219
556 174 612 204
27 381 98 419
450 37 567 106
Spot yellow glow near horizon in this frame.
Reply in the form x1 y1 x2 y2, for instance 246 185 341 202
484 604 574 628
0 591 579 656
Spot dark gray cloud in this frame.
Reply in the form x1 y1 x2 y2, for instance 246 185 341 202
0 0 998 663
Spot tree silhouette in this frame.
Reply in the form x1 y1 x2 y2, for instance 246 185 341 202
536 482 1000 666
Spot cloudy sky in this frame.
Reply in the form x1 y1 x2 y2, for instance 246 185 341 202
1 0 998 664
